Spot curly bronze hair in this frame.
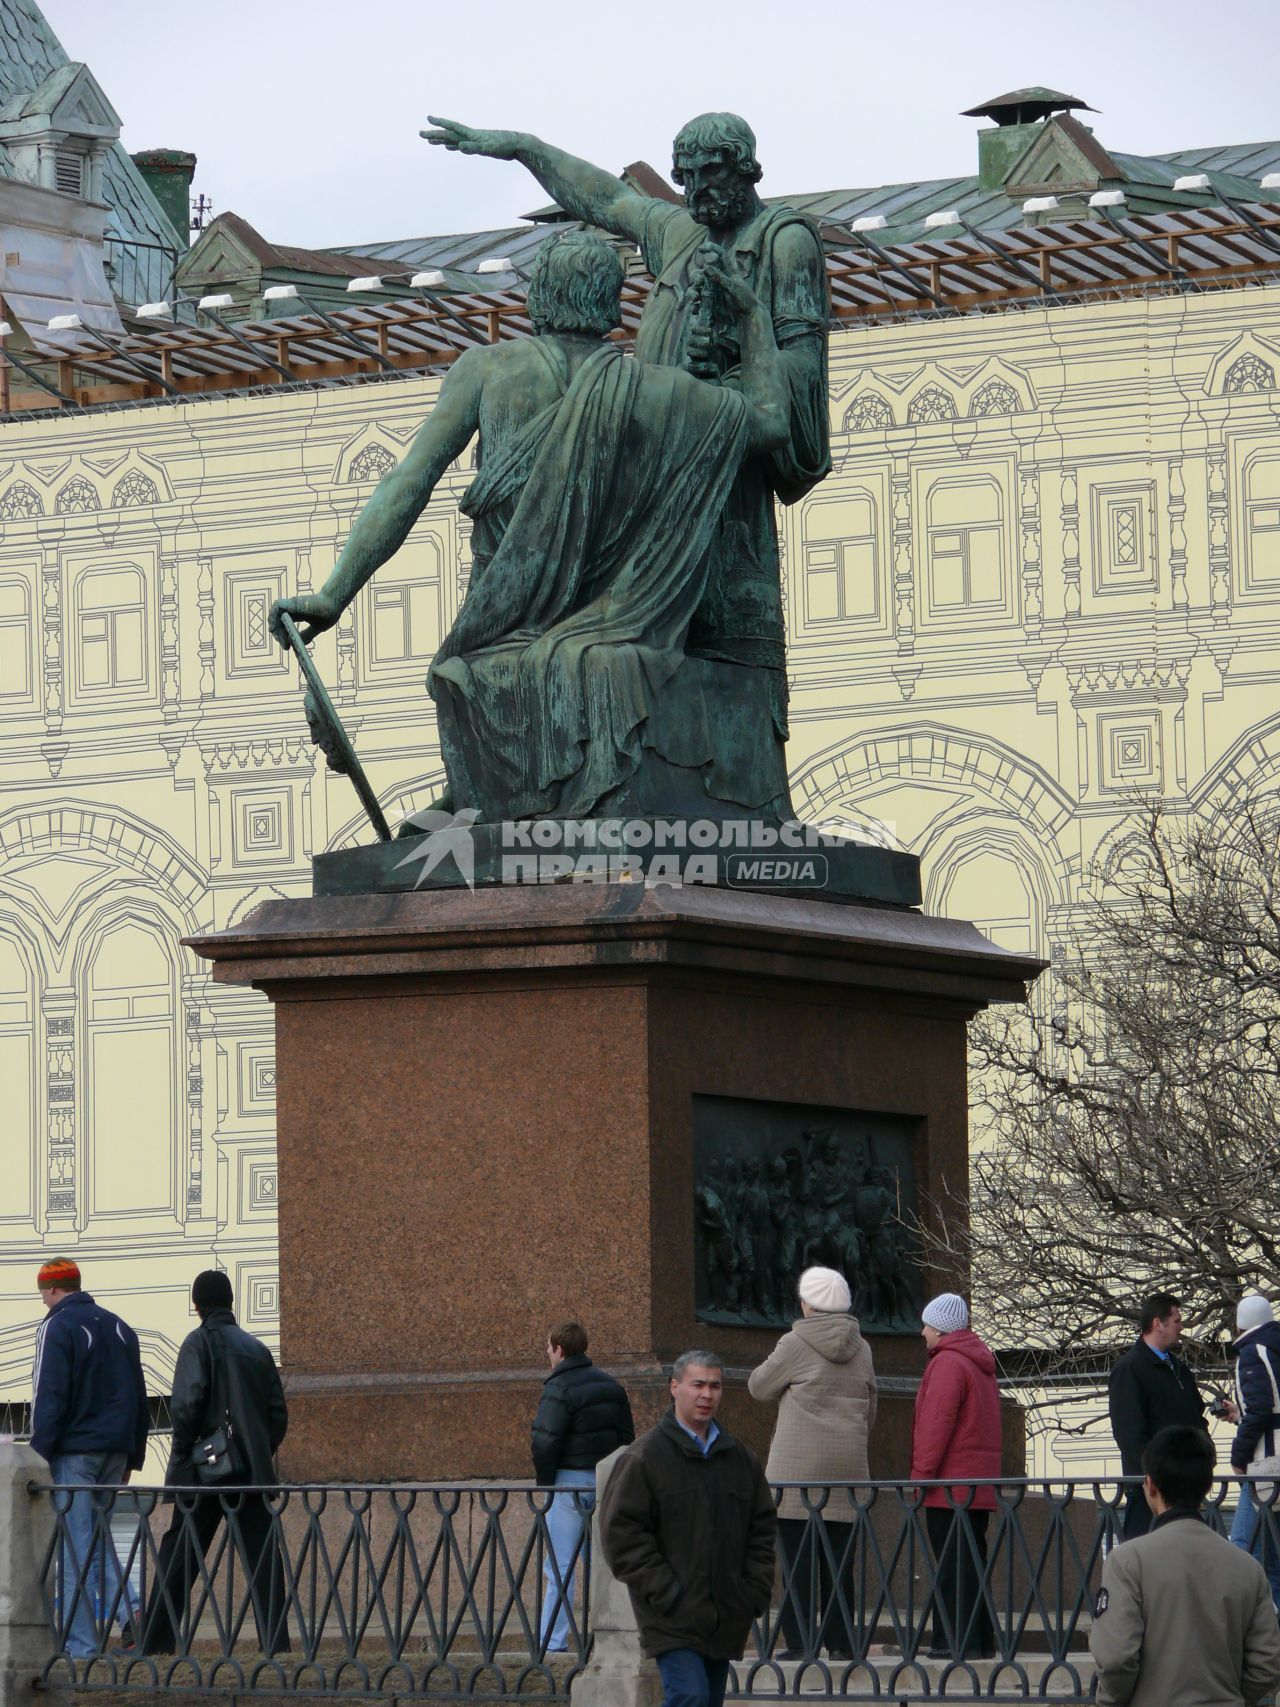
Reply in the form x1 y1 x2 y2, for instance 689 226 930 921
525 231 623 338
671 112 763 186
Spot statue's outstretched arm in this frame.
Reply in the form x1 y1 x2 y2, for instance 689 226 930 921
422 117 653 247
269 351 485 646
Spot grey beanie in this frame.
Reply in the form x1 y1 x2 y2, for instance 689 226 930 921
922 1292 969 1335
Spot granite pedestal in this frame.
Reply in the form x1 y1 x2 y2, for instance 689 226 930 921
189 881 1041 1482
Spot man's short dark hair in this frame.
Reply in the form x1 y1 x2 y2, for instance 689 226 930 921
526 232 622 338
1142 1424 1215 1508
671 1349 723 1380
1139 1292 1181 1333
192 1269 233 1313
548 1320 588 1358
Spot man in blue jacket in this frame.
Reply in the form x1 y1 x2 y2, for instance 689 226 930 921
30 1257 149 1658
1230 1293 1280 1608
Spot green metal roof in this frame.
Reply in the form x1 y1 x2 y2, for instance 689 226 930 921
0 0 184 294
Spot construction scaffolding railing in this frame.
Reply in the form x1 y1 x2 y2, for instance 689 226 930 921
2 201 1279 418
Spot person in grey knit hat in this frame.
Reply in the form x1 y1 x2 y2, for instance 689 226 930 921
910 1292 1001 1658
748 1266 877 1661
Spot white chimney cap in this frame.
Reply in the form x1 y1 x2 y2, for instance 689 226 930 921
262 285 298 302
198 294 235 310
136 300 173 320
924 209 961 229
1261 173 1280 190
48 313 82 330
1173 174 1211 192
1022 196 1059 213
412 270 447 288
476 256 513 273
850 215 887 232
347 276 384 292
1089 190 1127 208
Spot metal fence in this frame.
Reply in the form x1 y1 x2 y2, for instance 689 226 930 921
30 1476 1280 1701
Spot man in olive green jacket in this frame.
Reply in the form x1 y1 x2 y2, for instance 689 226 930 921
1091 1425 1280 1706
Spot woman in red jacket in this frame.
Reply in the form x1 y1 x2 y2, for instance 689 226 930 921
909 1292 1002 1659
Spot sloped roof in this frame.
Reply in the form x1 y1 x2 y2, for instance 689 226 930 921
206 210 390 279
0 0 184 270
326 132 1280 280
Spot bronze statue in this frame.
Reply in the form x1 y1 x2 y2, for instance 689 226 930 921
269 232 791 821
423 112 831 818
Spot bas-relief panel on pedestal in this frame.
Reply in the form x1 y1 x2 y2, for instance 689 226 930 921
693 1094 923 1333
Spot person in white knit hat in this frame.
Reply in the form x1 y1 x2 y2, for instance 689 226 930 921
1230 1293 1280 1608
748 1265 877 1662
910 1292 1001 1659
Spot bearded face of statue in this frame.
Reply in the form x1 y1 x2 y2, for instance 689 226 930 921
676 149 759 232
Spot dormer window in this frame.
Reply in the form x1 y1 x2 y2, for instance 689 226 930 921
54 149 84 196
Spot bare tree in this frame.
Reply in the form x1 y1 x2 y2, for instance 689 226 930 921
927 797 1280 1373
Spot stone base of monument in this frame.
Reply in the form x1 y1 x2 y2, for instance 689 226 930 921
190 881 1039 1482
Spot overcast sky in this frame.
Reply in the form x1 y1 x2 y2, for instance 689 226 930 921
41 0 1280 251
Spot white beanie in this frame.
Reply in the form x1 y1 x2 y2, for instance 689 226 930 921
798 1266 851 1313
1237 1294 1274 1334
922 1292 969 1335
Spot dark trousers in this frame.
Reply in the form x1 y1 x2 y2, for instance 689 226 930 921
925 1507 992 1657
142 1490 289 1656
655 1649 730 1707
1121 1484 1153 1542
776 1517 857 1655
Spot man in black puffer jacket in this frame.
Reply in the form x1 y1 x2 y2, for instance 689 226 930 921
142 1271 289 1656
531 1321 634 1652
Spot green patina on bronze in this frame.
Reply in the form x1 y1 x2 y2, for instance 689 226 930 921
270 113 831 839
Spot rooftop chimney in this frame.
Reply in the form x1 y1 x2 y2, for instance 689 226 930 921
131 148 197 248
961 88 1096 190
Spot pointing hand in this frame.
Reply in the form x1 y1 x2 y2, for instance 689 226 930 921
420 117 522 162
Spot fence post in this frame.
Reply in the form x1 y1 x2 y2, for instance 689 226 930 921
0 1444 61 1707
570 1446 662 1707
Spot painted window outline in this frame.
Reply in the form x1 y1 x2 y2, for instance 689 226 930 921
1090 481 1157 595
112 470 160 508
969 379 1023 418
225 568 289 678
0 931 36 1226
0 576 33 702
843 392 894 433
800 489 881 629
74 564 149 697
359 535 445 681
907 385 958 426
83 918 179 1223
1224 353 1276 395
923 473 1007 617
55 476 99 515
348 443 397 483
0 482 43 520
1243 453 1280 593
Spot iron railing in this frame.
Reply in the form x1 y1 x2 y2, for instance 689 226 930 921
30 1476 1280 1701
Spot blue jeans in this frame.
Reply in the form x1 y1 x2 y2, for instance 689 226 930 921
49 1451 134 1658
1231 1479 1280 1609
540 1469 595 1652
655 1649 730 1707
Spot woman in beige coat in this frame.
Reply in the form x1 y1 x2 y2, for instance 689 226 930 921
748 1265 877 1661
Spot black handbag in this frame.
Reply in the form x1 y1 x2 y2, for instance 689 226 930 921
192 1325 238 1484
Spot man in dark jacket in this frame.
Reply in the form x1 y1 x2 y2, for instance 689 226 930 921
141 1271 289 1656
1108 1292 1207 1541
530 1320 634 1652
1230 1293 1280 1607
599 1349 775 1707
31 1257 149 1657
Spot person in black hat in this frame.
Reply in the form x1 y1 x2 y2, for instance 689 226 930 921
141 1271 289 1655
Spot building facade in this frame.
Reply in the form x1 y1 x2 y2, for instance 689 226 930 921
3 273 1280 1442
